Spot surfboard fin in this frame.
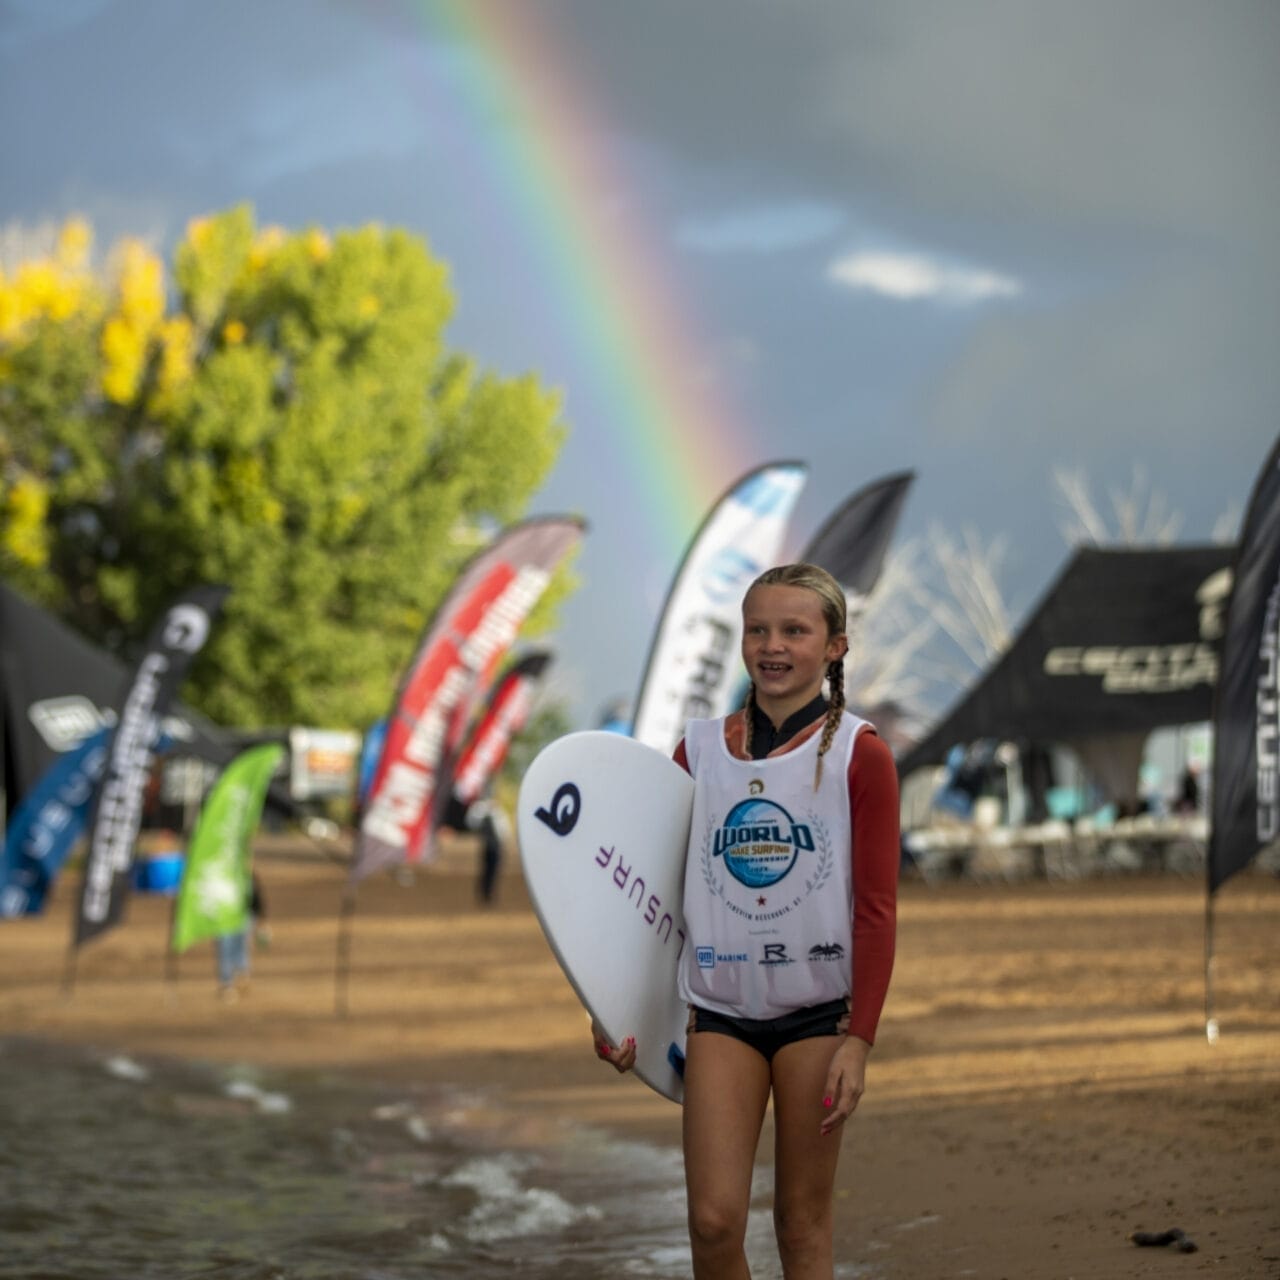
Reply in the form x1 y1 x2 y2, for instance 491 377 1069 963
667 1043 686 1078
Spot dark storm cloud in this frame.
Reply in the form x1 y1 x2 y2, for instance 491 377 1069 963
2 0 1275 720
560 1 1279 251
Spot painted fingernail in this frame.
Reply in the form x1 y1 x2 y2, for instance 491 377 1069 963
823 1096 833 1107
626 1037 635 1047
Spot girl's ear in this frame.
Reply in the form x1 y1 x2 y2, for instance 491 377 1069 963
827 632 849 662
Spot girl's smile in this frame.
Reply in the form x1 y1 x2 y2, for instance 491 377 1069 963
742 583 848 719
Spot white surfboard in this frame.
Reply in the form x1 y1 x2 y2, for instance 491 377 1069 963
517 731 694 1102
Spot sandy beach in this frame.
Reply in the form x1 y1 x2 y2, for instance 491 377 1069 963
2 839 1277 1279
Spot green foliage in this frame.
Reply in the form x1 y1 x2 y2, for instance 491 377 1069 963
0 208 572 729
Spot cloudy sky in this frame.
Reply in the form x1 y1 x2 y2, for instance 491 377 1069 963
2 0 1276 728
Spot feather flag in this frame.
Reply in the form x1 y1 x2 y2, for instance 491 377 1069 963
2 727 112 917
800 471 914 605
631 462 806 756
74 585 230 948
451 650 552 809
171 744 284 952
1208 434 1280 892
352 517 583 882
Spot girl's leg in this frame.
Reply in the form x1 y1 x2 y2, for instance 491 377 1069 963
769 1036 846 1280
682 1030 773 1279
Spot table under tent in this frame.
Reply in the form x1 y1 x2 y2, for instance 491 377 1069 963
895 544 1236 882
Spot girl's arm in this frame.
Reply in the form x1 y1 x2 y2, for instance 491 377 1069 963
846 732 900 1046
821 733 900 1133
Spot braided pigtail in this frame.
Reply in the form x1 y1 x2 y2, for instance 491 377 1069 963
813 657 846 791
742 681 757 757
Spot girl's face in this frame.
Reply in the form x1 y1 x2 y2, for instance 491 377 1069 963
741 584 848 709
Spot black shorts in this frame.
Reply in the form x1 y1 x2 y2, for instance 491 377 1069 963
687 997 851 1063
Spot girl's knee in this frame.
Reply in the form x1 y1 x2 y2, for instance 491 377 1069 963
688 1198 748 1254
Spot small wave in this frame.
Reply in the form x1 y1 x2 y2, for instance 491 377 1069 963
223 1078 293 1114
102 1054 150 1082
369 1099 432 1143
443 1153 603 1244
621 1244 693 1275
890 1212 942 1232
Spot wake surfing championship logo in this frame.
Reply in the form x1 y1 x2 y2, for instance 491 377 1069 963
715 797 813 887
701 795 833 924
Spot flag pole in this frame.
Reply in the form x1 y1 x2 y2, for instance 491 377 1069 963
335 885 356 1018
61 936 79 998
1203 887 1219 1044
165 893 180 992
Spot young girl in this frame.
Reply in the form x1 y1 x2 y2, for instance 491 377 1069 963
594 562 900 1279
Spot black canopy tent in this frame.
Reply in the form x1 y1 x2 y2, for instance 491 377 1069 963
897 545 1237 808
1 580 233 820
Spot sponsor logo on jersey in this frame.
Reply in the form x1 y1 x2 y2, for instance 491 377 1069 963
808 942 846 962
713 797 814 889
760 942 793 966
696 945 750 969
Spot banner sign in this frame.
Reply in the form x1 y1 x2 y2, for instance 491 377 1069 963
899 545 1237 777
352 517 583 882
2 726 112 917
1208 434 1280 893
171 743 284 952
800 471 914 607
74 585 230 947
288 727 360 801
631 462 807 757
451 650 552 807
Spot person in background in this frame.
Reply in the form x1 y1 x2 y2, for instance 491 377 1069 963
250 872 270 947
468 799 511 904
1175 764 1201 815
216 872 267 1001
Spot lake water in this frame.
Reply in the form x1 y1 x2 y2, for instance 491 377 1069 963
0 1036 879 1279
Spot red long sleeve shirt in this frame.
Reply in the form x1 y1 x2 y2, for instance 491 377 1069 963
674 708 899 1045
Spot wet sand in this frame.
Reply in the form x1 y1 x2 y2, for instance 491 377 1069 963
2 839 1277 1278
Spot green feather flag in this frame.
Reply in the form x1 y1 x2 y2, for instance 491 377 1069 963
172 744 284 952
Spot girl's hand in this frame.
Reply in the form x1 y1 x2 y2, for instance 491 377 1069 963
590 1017 637 1073
820 1036 870 1135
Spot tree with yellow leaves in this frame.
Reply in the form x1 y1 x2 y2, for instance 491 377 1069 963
0 207 570 729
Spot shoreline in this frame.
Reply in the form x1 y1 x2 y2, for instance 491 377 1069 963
3 850 1278 1276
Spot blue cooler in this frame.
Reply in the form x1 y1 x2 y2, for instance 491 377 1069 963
133 851 185 893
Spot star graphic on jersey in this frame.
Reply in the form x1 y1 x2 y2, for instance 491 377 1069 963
757 896 767 906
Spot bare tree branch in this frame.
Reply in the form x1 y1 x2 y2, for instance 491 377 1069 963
1056 462 1184 547
1053 465 1110 545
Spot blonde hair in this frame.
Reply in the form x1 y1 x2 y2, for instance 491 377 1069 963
741 563 847 789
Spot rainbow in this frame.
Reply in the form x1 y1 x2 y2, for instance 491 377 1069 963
378 0 762 560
